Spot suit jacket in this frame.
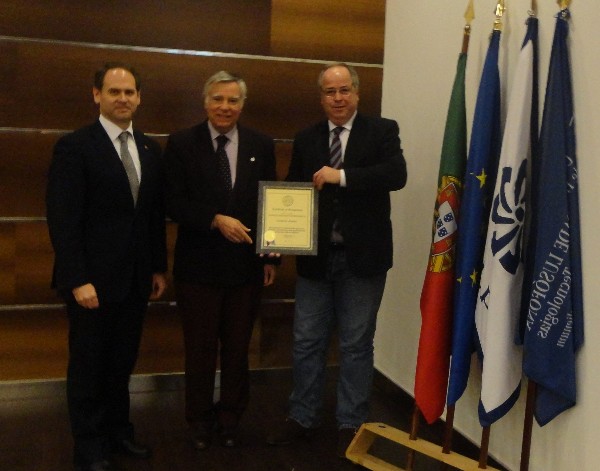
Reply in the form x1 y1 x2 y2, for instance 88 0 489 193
46 120 167 303
164 121 277 287
287 113 407 279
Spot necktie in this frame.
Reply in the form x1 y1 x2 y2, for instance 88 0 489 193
329 126 345 243
118 132 139 205
329 126 344 169
216 134 232 191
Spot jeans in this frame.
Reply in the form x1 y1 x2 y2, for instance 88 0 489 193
289 249 386 430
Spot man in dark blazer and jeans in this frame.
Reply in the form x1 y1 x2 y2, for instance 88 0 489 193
267 63 407 458
164 71 277 450
46 63 167 471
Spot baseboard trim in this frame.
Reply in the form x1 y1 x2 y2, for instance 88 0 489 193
0 366 331 400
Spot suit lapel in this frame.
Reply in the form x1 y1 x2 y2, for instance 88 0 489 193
234 126 252 197
92 121 134 193
317 121 331 168
134 130 152 207
343 113 365 168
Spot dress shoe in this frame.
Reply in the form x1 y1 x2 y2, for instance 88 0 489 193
111 438 152 459
191 423 213 450
75 459 120 471
337 427 358 459
218 428 239 447
266 418 313 446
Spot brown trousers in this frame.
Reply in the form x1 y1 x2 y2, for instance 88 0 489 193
175 281 262 429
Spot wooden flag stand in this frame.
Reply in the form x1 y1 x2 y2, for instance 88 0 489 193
346 422 501 471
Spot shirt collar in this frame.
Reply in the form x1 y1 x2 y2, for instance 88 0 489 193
99 114 134 142
328 111 357 133
208 121 238 145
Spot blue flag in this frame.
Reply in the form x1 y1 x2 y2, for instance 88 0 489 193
475 17 538 427
447 30 502 406
522 9 584 426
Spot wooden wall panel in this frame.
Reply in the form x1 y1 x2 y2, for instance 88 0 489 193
0 0 271 56
0 222 175 305
0 224 16 303
0 132 56 218
271 0 385 64
0 133 294 217
0 301 300 380
0 40 383 138
0 210 296 305
0 0 385 379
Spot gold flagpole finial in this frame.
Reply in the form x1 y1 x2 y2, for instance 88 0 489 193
530 0 538 16
493 0 506 31
464 0 475 26
462 0 475 53
558 0 571 10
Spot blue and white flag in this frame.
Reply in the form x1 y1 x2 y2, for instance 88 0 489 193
447 29 502 407
522 9 584 427
475 17 538 427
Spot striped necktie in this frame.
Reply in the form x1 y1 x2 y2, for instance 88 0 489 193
329 126 344 169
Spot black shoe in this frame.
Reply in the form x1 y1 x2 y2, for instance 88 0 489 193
75 460 120 471
111 438 152 459
337 427 357 459
266 418 312 446
218 428 239 448
191 422 213 450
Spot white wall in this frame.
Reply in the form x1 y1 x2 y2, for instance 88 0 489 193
377 1 600 470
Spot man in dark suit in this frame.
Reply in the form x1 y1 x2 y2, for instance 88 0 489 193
46 62 167 471
163 71 277 450
267 63 407 457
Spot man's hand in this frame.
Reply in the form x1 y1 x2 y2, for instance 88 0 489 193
313 166 341 190
72 283 99 309
150 273 167 300
263 264 276 287
212 214 253 244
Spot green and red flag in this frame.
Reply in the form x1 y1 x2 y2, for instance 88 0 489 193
415 52 467 424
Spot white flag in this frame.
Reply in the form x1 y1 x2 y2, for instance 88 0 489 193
475 36 534 424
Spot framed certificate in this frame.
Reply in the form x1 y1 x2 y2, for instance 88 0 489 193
256 181 318 255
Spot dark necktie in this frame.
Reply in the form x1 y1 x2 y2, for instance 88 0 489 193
329 127 345 243
216 134 232 191
118 132 139 205
329 126 344 169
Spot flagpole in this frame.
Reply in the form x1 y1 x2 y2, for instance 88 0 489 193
440 404 455 471
477 3 504 468
410 4 473 470
439 10 475 471
405 405 420 470
479 426 491 468
520 380 537 471
519 10 539 471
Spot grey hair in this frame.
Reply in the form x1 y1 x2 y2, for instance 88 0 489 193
203 70 247 102
317 62 360 90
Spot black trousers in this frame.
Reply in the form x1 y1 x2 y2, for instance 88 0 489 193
65 289 147 465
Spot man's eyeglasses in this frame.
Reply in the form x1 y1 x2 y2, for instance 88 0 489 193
321 87 354 98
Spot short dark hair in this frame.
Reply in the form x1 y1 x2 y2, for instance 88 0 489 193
94 62 141 91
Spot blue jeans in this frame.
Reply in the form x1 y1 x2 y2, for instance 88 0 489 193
289 250 386 430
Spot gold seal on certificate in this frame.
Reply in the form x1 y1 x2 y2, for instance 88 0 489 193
256 181 318 255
